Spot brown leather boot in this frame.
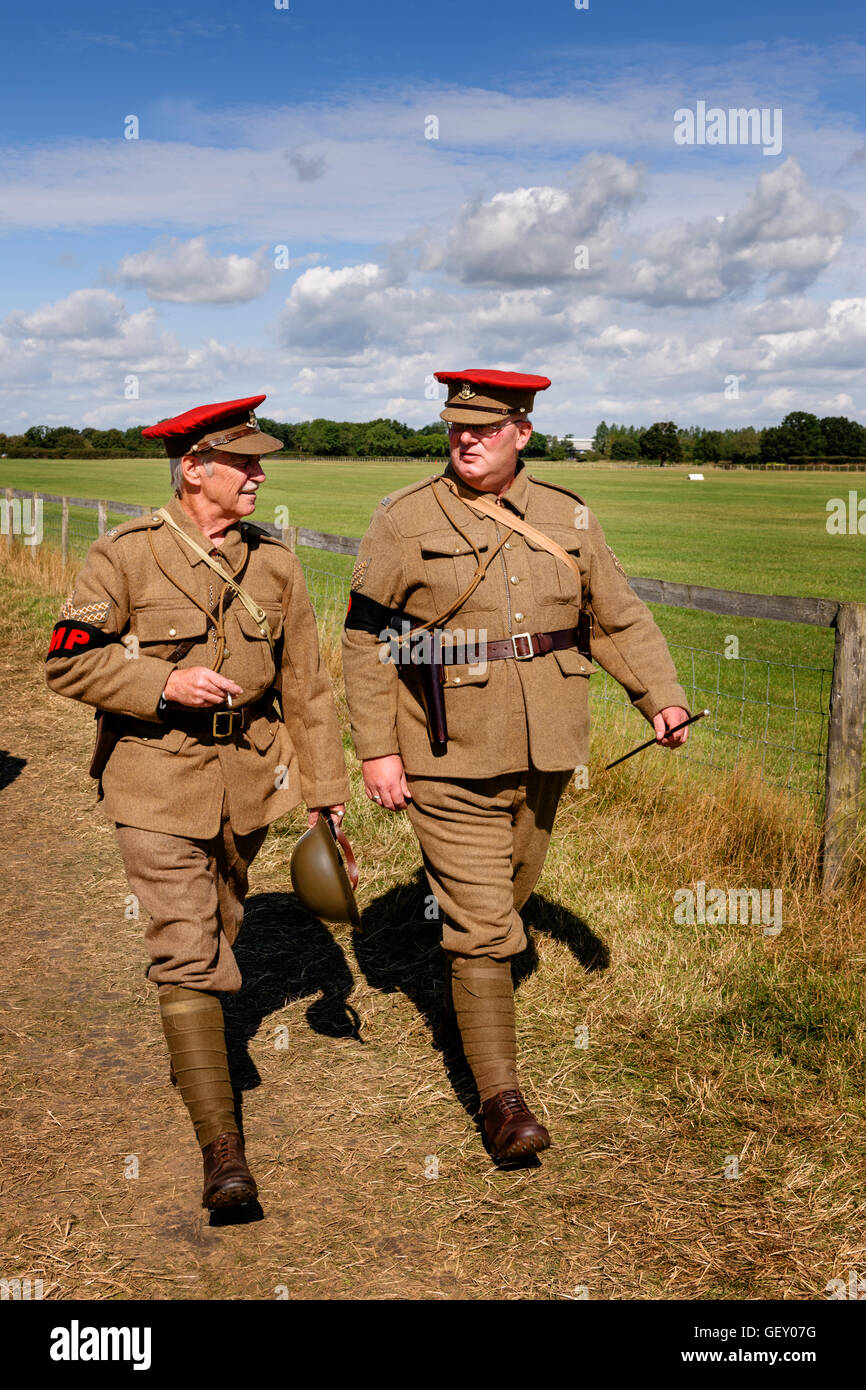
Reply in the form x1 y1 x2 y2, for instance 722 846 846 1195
201 1132 258 1209
482 1089 551 1160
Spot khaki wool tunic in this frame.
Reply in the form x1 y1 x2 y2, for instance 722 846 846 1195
342 462 690 778
46 495 349 837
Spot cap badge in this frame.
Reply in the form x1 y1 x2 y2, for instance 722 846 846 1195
458 383 476 399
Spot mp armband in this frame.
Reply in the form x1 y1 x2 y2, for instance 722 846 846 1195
344 591 398 636
46 621 113 660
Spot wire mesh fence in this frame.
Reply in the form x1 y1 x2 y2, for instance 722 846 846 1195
590 646 831 796
301 563 356 615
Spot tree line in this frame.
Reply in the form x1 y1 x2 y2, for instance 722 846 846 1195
593 412 866 465
2 410 864 463
0 417 555 460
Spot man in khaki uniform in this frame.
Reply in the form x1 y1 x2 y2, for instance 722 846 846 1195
342 369 689 1161
46 395 349 1208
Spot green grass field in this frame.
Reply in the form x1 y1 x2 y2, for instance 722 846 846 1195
3 457 863 599
4 458 864 796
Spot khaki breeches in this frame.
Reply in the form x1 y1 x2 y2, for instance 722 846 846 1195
406 768 573 959
115 798 268 994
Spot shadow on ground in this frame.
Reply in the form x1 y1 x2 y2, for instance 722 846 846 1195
0 749 26 791
223 890 362 1102
224 875 609 1147
353 870 610 1133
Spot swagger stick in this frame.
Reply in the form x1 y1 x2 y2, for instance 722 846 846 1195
604 709 710 771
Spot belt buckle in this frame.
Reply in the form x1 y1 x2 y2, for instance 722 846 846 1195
511 631 534 660
213 709 240 738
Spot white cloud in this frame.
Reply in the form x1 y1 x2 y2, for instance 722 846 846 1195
753 297 866 371
114 237 271 303
619 159 852 305
429 155 644 287
3 289 126 340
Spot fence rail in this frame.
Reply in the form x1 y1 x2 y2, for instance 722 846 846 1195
5 486 864 896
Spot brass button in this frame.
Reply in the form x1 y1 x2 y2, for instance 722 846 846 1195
223 649 230 658
453 676 461 684
504 541 512 549
514 612 524 622
168 627 177 637
510 575 519 584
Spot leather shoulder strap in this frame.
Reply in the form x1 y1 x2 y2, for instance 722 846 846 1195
439 481 583 591
156 508 274 652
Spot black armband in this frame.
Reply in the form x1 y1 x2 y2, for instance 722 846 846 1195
46 621 112 660
344 591 402 636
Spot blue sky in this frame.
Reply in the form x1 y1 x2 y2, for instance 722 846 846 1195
1 0 864 434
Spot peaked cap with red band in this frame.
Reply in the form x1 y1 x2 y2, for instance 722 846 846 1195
141 395 282 457
434 369 551 425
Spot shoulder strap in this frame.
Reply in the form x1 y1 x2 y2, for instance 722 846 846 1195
438 479 583 592
156 508 274 652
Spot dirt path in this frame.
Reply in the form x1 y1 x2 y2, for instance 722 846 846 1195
1 576 862 1301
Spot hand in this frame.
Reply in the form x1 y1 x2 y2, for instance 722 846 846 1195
362 755 412 811
652 706 690 749
163 667 244 708
307 804 346 829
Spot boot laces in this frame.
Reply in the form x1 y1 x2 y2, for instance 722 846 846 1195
497 1089 528 1117
212 1132 236 1160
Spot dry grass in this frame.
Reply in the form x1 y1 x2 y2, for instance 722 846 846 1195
0 540 864 1301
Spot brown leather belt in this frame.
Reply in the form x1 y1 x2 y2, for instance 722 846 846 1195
441 626 581 665
123 692 276 741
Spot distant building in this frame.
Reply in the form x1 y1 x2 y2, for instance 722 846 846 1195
569 438 594 454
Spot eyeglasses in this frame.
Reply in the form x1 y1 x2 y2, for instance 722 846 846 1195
446 418 521 440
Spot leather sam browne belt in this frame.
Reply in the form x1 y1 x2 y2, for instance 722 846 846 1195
122 691 276 742
441 624 586 664
346 592 593 756
423 619 590 755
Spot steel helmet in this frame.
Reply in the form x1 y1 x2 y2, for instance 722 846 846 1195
290 812 360 926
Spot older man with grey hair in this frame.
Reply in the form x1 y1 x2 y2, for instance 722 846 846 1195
46 394 348 1210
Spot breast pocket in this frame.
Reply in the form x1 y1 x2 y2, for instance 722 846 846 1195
230 606 277 687
420 527 495 611
526 527 585 607
133 605 208 657
259 602 284 644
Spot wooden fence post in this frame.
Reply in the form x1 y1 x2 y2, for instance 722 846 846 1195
31 491 39 559
4 487 12 551
281 523 298 551
822 601 866 896
97 499 107 536
61 496 69 564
